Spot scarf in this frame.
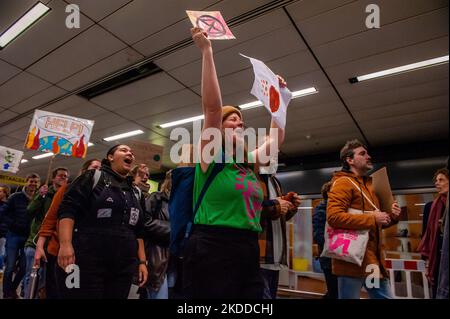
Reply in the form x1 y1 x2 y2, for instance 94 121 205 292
418 193 447 286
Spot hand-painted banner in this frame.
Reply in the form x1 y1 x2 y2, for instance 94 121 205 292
241 54 292 129
0 146 23 173
186 10 235 40
24 110 94 158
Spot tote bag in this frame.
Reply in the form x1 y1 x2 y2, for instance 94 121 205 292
321 177 379 266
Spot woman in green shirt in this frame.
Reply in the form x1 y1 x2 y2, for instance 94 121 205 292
182 27 289 299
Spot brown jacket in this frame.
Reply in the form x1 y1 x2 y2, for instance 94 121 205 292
38 183 67 257
327 170 397 278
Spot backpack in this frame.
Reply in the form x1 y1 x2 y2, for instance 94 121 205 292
92 169 141 201
168 159 225 257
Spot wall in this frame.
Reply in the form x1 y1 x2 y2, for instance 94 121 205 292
276 156 448 195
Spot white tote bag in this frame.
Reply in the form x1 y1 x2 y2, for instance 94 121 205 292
321 177 379 266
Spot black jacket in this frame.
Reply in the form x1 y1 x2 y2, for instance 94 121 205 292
312 200 327 253
57 166 169 244
58 166 145 238
1 190 32 237
143 191 170 289
142 192 170 248
0 201 9 237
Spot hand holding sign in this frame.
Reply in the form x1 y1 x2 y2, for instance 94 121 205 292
187 10 235 40
241 54 292 129
191 27 211 53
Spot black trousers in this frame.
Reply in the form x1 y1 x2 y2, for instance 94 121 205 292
183 224 263 299
60 228 138 299
319 257 338 299
45 254 59 299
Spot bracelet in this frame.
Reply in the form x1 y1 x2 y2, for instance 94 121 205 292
138 260 147 265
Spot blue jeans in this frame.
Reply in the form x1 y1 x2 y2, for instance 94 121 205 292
147 275 168 299
260 268 279 299
2 232 27 298
338 276 393 299
0 237 6 270
23 247 46 299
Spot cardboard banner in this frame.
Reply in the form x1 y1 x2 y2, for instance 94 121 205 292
24 110 94 158
241 54 292 129
186 10 235 40
0 146 23 173
0 173 27 186
371 167 394 214
128 140 164 170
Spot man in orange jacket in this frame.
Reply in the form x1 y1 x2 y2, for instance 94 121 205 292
327 139 401 299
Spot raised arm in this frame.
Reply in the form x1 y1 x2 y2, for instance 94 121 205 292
191 27 223 172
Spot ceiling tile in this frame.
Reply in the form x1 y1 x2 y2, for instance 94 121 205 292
27 25 127 84
57 47 144 91
0 117 31 135
0 59 21 85
0 109 20 123
69 0 133 22
0 134 23 148
43 95 105 119
367 120 448 146
286 0 355 23
154 8 293 71
91 72 185 110
168 25 306 87
0 0 95 68
353 95 448 122
335 64 448 98
9 86 67 114
99 0 216 45
346 77 449 111
0 72 51 110
115 89 201 120
314 12 448 67
295 0 448 46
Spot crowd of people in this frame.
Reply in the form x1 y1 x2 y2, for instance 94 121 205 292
0 27 447 300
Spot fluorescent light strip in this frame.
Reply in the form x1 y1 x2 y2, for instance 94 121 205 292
0 2 50 48
292 87 318 98
21 159 28 163
32 152 54 160
159 87 318 128
239 100 263 110
103 129 144 142
159 115 205 129
351 55 449 83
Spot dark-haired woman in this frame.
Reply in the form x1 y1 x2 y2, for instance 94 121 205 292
57 145 147 298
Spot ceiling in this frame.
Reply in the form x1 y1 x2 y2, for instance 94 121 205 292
0 0 448 179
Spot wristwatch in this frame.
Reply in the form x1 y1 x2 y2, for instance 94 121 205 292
138 260 147 265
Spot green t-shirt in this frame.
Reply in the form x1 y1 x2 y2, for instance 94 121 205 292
193 158 263 232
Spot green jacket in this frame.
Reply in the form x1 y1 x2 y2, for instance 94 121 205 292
25 186 57 248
